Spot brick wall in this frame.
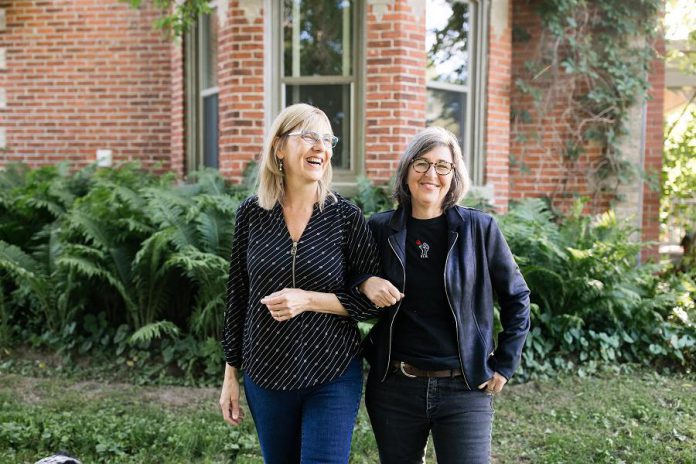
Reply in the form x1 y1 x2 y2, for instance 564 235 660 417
217 1 265 184
364 0 427 182
0 0 172 171
170 37 185 178
485 0 512 211
510 0 664 251
641 33 665 260
510 0 614 214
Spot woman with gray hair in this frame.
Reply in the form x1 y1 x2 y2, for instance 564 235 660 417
358 127 531 463
219 103 382 463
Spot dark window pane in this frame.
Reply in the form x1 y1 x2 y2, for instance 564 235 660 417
426 0 469 86
427 88 466 145
285 84 350 169
203 93 219 168
283 0 353 77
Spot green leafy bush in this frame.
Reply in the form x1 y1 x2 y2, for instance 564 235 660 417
498 199 695 379
1 163 693 385
0 163 250 384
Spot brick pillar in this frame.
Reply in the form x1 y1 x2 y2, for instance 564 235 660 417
171 37 185 178
0 3 7 155
641 32 665 261
364 0 427 182
217 0 265 183
485 0 512 211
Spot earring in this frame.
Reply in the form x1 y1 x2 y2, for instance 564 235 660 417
278 159 284 173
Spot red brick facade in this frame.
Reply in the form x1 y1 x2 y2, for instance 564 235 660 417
0 0 664 245
485 0 512 211
642 33 665 259
508 0 664 247
0 0 173 171
171 36 185 178
364 0 427 182
510 1 611 213
217 1 265 184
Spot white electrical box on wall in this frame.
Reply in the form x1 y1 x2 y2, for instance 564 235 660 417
96 149 112 167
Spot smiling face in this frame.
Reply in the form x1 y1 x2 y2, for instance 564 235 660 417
277 120 333 185
406 145 454 218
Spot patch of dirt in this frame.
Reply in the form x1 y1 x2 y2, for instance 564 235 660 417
2 374 220 410
68 380 220 408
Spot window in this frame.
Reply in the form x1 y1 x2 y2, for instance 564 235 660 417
185 10 219 173
275 0 359 173
426 0 487 184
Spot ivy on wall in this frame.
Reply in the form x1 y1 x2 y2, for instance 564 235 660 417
122 0 211 37
512 0 662 206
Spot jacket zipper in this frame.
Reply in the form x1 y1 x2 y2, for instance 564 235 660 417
290 241 298 287
383 238 406 382
443 232 472 390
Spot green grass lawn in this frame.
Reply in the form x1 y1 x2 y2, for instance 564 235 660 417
0 369 694 463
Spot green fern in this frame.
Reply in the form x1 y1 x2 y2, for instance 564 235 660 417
129 320 180 345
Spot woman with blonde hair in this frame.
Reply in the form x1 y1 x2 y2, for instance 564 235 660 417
359 127 531 463
219 103 381 464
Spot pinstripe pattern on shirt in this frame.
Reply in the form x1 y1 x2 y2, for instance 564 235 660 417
222 194 381 390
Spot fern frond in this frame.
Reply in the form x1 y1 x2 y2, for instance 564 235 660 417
129 320 180 344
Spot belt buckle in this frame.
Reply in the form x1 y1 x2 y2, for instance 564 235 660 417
399 361 417 378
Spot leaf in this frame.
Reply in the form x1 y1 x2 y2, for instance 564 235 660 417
129 321 180 345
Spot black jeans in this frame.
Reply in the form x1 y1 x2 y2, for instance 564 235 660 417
365 369 494 464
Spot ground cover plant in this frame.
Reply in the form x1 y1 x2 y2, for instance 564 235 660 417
0 368 693 463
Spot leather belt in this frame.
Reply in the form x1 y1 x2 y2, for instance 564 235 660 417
391 361 463 378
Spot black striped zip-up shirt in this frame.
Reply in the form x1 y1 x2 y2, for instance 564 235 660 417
222 194 381 390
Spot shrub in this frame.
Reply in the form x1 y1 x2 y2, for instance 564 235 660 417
1 164 693 385
498 199 695 379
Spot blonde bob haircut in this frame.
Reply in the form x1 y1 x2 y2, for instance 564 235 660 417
393 126 471 210
257 103 337 210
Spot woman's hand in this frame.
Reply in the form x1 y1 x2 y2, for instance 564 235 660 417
261 288 311 321
220 365 244 426
359 277 404 308
477 372 507 395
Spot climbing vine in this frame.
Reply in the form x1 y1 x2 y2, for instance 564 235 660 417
512 0 662 207
121 0 211 37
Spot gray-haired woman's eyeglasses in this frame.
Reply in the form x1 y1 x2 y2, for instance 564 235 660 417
410 158 455 176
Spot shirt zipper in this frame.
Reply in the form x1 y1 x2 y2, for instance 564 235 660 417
383 238 406 382
290 241 298 287
443 232 471 390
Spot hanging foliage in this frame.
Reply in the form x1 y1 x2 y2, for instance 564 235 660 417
121 0 211 37
512 0 662 206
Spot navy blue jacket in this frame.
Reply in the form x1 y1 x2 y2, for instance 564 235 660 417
362 205 531 388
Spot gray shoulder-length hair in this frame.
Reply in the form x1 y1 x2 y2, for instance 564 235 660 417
257 103 336 210
393 127 471 210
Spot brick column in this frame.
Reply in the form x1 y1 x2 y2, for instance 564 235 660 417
171 37 185 178
485 0 512 211
641 32 665 261
0 3 7 155
217 0 265 183
364 0 427 182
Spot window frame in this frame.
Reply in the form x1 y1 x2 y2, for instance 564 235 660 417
426 0 488 186
270 0 364 183
185 7 220 175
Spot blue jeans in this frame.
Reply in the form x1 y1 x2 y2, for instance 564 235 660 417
243 356 363 464
365 369 494 464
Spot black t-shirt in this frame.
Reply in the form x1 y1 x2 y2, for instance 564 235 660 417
391 214 461 370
